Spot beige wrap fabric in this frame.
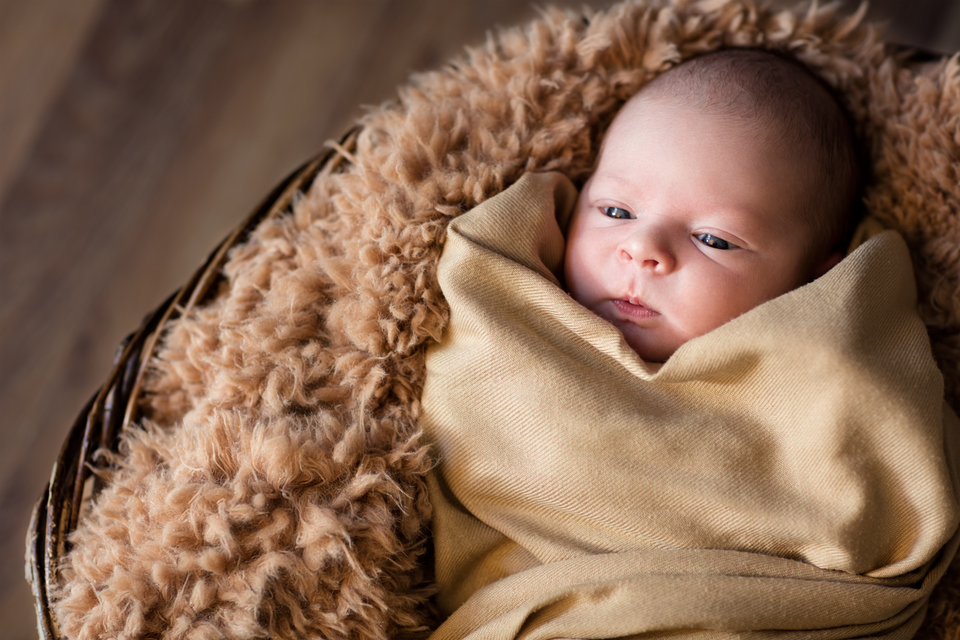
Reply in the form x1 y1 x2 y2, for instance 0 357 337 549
421 172 960 639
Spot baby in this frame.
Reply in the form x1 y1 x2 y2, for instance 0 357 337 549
423 48 957 637
564 48 860 362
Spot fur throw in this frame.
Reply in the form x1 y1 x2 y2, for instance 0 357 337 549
53 1 960 638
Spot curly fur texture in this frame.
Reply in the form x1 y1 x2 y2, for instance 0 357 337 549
54 1 960 638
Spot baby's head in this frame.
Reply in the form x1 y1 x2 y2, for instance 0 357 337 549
564 48 860 362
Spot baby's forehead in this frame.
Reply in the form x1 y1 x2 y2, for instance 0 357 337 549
602 53 827 181
614 49 832 138
603 87 793 162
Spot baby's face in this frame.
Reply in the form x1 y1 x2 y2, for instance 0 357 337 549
564 95 829 363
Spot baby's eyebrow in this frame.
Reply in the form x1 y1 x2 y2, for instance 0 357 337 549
589 173 646 200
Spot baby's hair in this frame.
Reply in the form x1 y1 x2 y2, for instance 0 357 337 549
637 48 862 261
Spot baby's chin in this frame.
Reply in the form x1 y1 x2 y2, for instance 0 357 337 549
624 339 675 364
613 320 682 364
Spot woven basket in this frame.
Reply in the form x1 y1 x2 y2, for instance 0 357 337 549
25 129 358 640
25 32 958 639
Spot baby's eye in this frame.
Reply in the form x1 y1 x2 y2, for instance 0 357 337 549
695 234 736 250
602 206 633 219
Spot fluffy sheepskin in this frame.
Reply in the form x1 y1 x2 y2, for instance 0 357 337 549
53 1 960 638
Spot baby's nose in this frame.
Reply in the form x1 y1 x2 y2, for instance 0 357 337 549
617 227 676 273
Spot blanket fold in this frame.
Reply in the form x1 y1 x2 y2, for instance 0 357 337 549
421 172 960 639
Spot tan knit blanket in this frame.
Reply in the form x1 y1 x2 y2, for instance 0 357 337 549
422 172 960 639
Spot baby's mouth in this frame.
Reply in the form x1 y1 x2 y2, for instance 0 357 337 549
613 298 660 320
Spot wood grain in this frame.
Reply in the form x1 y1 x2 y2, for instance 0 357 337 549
0 0 105 201
1 1 957 638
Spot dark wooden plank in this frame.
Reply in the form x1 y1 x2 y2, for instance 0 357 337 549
0 0 105 200
866 0 960 51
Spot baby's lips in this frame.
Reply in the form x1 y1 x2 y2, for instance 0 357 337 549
613 298 660 320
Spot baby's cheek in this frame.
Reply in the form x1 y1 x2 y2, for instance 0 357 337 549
682 286 748 339
562 242 595 304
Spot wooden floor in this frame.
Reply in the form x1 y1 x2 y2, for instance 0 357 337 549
1 1 958 637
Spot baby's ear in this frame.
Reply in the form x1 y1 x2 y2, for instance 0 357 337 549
813 251 842 279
